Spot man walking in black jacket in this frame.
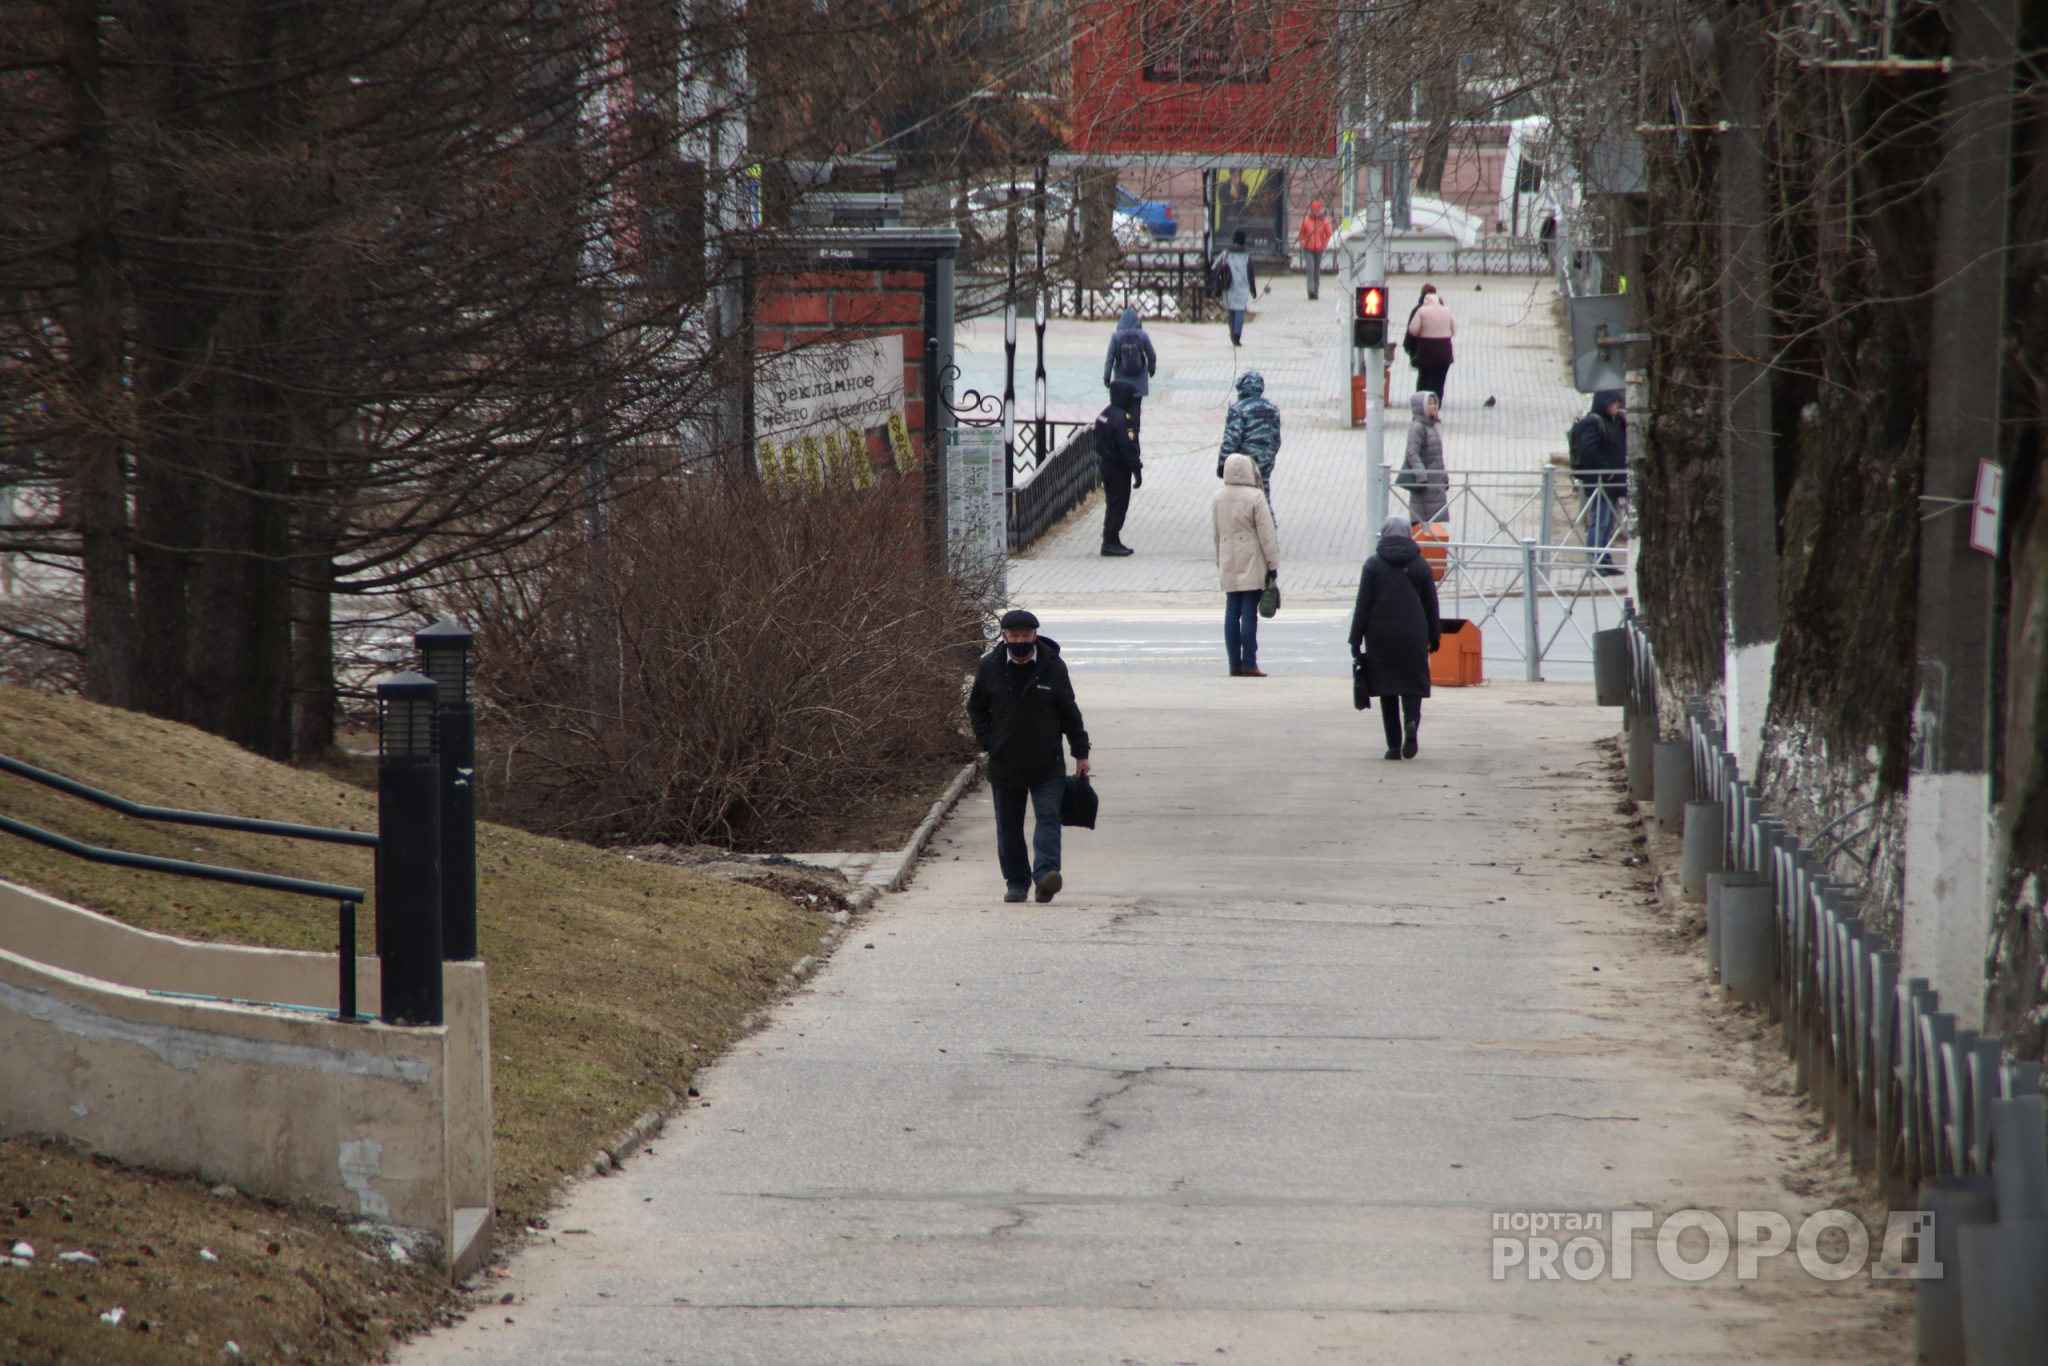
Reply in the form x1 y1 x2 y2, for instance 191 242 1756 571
966 609 1091 903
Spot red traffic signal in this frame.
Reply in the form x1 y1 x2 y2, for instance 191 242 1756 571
1357 284 1387 320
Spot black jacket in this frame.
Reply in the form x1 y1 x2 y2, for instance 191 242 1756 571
1571 395 1628 493
966 637 1090 787
1349 535 1442 698
1094 403 1142 474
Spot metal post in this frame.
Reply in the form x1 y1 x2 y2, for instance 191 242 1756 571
1033 164 1048 467
338 899 357 1021
416 620 478 961
1520 537 1541 682
1540 463 1555 558
376 671 443 1027
1363 159 1388 530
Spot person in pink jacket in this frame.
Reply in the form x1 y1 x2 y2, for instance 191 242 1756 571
1402 285 1456 401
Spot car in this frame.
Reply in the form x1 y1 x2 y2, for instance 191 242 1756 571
1115 185 1178 240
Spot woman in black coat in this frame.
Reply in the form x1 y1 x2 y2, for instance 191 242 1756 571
1350 515 1443 759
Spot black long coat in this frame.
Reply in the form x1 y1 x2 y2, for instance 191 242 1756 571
1349 535 1442 697
966 637 1091 787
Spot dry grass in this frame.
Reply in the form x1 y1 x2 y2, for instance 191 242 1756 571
0 1137 455 1365
0 684 836 1354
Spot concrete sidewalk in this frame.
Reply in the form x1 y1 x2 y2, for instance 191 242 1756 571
404 678 1902 1366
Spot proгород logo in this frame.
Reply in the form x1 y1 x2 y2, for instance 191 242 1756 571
1490 1208 1942 1282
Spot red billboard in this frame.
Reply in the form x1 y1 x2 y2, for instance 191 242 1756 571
1070 0 1335 158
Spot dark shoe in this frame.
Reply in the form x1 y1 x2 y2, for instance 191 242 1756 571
1596 565 1624 577
1384 748 1403 760
1034 871 1062 903
1402 728 1419 760
1100 542 1134 557
1004 884 1029 903
1229 668 1244 677
1241 667 1267 677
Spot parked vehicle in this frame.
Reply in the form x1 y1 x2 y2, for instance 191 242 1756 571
1115 186 1178 240
952 182 1172 253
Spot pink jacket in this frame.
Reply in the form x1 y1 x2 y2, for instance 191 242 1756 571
1408 299 1456 340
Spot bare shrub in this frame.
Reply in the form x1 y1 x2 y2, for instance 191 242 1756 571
446 476 983 849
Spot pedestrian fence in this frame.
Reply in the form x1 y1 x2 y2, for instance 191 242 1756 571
1009 424 1098 553
1434 538 1630 681
1419 467 1631 559
1609 612 2048 1360
1384 243 1554 277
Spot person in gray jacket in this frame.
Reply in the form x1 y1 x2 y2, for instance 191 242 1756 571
1102 307 1157 435
1399 391 1449 525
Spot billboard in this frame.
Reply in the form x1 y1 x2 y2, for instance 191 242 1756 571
1213 168 1288 259
1070 0 1334 158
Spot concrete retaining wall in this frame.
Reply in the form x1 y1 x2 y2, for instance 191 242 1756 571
0 878 492 1275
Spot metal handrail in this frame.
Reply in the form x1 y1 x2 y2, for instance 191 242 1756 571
0 814 367 1022
0 754 377 848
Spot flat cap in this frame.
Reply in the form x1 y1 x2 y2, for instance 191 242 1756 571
998 608 1039 631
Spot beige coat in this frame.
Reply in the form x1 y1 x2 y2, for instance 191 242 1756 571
1213 454 1281 592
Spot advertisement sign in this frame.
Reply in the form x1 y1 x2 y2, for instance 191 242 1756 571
946 428 1008 605
1070 0 1333 158
756 334 904 442
1212 168 1287 259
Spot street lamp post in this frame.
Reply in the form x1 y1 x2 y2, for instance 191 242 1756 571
415 621 478 962
376 671 443 1027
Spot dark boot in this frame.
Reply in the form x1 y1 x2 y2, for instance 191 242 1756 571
1101 541 1134 557
1402 722 1419 759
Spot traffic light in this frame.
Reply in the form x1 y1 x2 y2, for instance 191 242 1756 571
1354 283 1388 347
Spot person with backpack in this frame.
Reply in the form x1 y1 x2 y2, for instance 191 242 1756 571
1297 200 1334 301
1216 371 1281 503
1213 230 1256 347
1094 379 1143 557
1102 307 1157 436
1350 515 1442 760
1569 389 1627 574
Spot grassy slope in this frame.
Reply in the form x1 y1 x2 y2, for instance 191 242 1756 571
0 685 832 1233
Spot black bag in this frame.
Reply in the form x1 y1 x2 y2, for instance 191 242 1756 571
1208 260 1232 299
1352 654 1372 710
1061 773 1099 829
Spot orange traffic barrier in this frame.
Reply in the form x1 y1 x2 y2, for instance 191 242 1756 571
1431 618 1484 687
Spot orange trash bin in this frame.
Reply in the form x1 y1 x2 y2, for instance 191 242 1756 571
1351 374 1367 427
1431 618 1484 687
1411 522 1449 582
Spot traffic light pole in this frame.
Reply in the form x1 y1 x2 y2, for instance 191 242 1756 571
1361 159 1389 532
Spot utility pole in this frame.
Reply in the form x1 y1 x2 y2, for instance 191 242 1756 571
1717 7 1778 778
1903 0 2016 1029
1359 144 1389 532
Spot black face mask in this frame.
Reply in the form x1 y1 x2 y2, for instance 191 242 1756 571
1006 640 1034 661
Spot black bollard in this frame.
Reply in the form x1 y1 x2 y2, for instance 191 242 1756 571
416 621 478 961
377 672 443 1026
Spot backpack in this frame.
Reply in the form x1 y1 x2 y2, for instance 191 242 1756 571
1115 330 1147 377
1568 414 1596 471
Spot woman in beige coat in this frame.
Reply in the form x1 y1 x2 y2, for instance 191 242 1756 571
1213 452 1282 676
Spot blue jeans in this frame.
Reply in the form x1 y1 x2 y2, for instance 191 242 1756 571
1225 589 1262 672
1584 486 1616 562
1228 308 1245 342
993 773 1065 890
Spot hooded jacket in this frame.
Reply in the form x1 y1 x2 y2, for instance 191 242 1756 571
1103 307 1157 397
1401 391 1449 524
1571 390 1628 492
1298 206 1333 253
1217 371 1282 479
1094 380 1143 474
1213 454 1281 593
1349 530 1442 698
967 636 1090 787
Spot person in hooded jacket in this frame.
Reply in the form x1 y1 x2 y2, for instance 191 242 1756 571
1217 370 1281 502
1214 454 1281 676
1350 515 1442 760
1095 379 1143 557
1570 389 1627 574
967 609 1091 903
1297 200 1334 300
1399 391 1449 524
1403 287 1456 401
1217 230 1256 346
1102 307 1157 435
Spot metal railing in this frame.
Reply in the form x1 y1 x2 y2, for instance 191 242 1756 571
1618 614 2048 1349
1045 251 1222 323
1009 424 1099 552
1386 243 1554 276
0 755 370 1020
1396 468 1633 558
1436 538 1631 680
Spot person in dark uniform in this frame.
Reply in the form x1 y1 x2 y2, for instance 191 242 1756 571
1095 379 1143 556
